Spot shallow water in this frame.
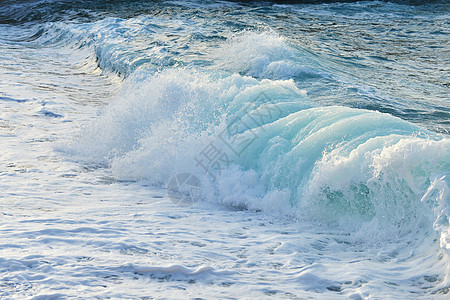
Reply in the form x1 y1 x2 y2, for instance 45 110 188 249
0 0 449 298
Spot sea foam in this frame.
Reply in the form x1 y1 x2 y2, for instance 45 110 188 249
65 30 450 250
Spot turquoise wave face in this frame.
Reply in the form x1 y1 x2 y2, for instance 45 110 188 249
21 2 444 245
66 63 449 247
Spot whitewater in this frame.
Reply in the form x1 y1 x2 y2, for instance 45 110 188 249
0 0 449 298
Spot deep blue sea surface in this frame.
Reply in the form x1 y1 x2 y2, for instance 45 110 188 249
0 1 449 298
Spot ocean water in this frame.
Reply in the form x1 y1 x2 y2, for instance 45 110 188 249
0 0 449 298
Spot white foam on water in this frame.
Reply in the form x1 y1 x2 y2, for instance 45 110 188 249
68 61 449 255
213 30 324 79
